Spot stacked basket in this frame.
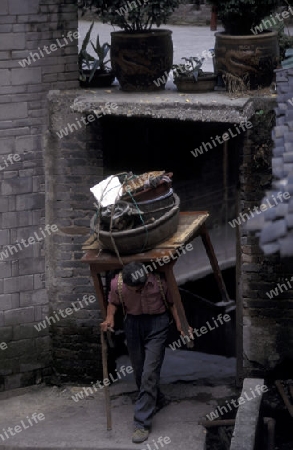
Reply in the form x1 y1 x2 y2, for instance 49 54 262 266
93 171 180 255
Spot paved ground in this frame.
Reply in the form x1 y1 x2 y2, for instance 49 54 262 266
0 349 237 450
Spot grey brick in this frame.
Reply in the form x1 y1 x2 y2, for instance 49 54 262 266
273 146 284 156
275 203 289 218
13 24 28 32
0 102 27 121
260 220 287 245
2 211 37 229
0 294 19 310
4 275 34 294
9 0 39 14
0 51 10 61
2 212 19 228
17 14 47 23
34 274 45 290
4 306 34 325
287 184 293 196
0 24 13 33
35 336 50 352
0 69 10 87
0 312 3 326
4 374 21 391
19 257 45 276
0 327 12 342
0 0 8 15
0 86 27 96
3 170 20 179
0 138 15 155
284 132 293 141
279 235 293 257
13 324 37 340
0 33 25 51
274 126 288 138
16 135 39 153
284 163 293 175
2 177 33 195
34 306 45 322
0 229 9 245
11 262 19 278
20 289 47 306
0 262 11 278
16 193 44 210
0 197 9 212
11 67 41 85
286 214 293 229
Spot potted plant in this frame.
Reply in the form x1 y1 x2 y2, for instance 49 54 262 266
207 0 280 90
78 0 180 91
172 57 217 92
78 21 115 88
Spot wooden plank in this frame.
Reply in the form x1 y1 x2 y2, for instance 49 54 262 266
156 213 209 248
163 263 194 349
200 223 231 303
101 331 112 431
82 211 209 263
90 265 108 318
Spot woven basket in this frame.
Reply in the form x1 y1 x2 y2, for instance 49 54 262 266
136 189 175 221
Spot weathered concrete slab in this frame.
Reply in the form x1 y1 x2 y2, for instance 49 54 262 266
54 87 257 124
230 378 266 450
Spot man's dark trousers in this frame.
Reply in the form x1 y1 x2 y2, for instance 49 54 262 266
124 312 169 430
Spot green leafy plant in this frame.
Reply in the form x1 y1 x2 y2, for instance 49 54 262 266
77 0 180 32
172 57 205 81
78 21 111 82
90 34 111 72
206 0 279 35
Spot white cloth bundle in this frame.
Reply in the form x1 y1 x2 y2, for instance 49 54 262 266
90 176 122 207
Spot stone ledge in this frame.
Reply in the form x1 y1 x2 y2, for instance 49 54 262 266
48 88 276 124
230 378 265 450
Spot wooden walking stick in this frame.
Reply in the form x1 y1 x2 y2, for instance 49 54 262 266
100 330 112 430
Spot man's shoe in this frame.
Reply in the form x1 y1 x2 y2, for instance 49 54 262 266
132 428 149 443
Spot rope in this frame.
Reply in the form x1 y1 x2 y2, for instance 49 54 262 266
117 271 126 316
109 202 124 266
125 188 149 253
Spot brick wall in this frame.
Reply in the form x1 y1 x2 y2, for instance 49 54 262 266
45 92 104 382
0 0 78 391
240 99 293 379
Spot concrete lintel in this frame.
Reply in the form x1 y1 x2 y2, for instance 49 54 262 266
230 377 266 450
47 88 275 124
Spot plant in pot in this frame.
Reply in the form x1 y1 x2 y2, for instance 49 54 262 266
79 0 180 91
172 56 217 93
78 21 115 88
207 0 280 90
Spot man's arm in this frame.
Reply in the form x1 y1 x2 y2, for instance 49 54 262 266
100 303 117 332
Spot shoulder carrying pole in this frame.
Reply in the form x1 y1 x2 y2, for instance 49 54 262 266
100 330 112 430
